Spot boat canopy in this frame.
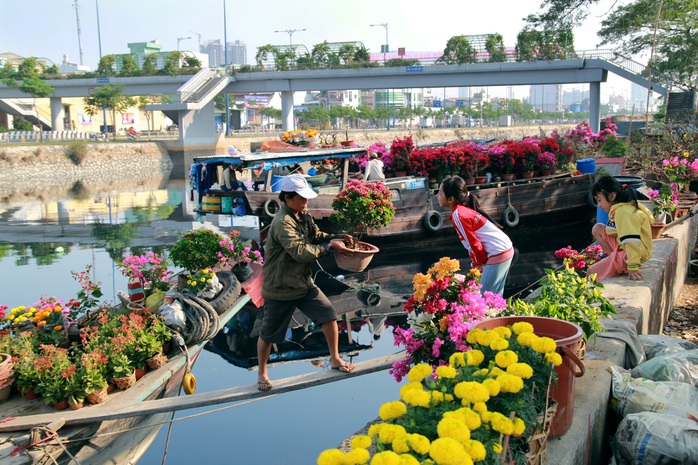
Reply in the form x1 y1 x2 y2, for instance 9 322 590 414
193 147 367 172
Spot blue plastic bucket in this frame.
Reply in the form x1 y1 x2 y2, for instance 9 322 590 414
576 158 596 174
595 176 645 225
271 175 285 192
596 206 609 226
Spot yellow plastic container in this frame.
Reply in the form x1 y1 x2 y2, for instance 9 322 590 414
202 195 221 212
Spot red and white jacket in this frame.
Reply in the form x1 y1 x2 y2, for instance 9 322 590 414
449 204 514 267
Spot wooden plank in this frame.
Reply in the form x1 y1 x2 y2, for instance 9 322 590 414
0 352 404 432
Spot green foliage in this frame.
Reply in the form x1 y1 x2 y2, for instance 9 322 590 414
485 33 507 63
96 55 117 77
330 179 395 246
385 58 421 67
437 35 477 64
600 133 627 158
168 228 227 272
65 140 88 165
12 117 33 131
505 265 616 341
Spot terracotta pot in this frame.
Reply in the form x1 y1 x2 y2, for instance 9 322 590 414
53 400 69 410
474 176 487 184
340 140 354 147
162 341 173 355
69 400 84 410
334 241 380 273
86 386 109 405
520 171 535 179
542 169 555 176
134 366 147 380
107 383 116 393
651 222 665 239
464 178 475 185
502 173 516 182
394 171 408 177
22 388 40 400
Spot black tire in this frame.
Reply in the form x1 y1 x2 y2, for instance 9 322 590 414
207 271 242 315
587 191 598 208
263 199 281 217
502 205 520 228
423 210 443 232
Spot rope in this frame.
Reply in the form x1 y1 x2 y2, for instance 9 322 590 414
171 290 220 346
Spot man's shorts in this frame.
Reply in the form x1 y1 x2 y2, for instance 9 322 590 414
260 285 337 344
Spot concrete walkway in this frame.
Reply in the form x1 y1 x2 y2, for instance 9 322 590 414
547 214 697 464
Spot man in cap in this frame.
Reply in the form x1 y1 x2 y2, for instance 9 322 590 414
257 173 354 391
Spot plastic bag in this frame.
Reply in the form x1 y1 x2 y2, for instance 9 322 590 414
639 334 698 360
158 299 186 332
612 412 698 465
609 366 698 420
197 273 222 300
631 350 698 386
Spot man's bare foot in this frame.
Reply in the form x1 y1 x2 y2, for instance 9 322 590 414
257 376 272 391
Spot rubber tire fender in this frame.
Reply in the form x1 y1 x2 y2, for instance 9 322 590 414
262 198 281 217
587 191 598 208
183 373 197 395
423 210 443 232
206 271 242 315
502 205 520 228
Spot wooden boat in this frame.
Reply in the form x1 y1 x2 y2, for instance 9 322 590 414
189 147 597 245
0 271 261 465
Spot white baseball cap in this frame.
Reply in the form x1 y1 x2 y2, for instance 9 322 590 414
281 173 318 199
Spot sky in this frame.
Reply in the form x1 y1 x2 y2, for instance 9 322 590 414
1 0 631 99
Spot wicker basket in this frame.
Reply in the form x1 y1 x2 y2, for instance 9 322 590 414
145 352 168 370
525 399 558 465
86 386 108 405
576 339 587 360
112 372 136 390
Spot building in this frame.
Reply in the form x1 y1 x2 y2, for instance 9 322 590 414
228 40 247 66
201 40 224 67
114 40 209 72
530 84 562 112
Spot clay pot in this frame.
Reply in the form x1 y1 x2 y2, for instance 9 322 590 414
22 388 40 400
53 400 69 410
134 366 147 380
334 241 380 273
502 173 516 182
651 222 665 239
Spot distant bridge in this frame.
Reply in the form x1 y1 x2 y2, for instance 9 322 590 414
0 50 666 147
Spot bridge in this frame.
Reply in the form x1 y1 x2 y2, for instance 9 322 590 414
0 50 666 147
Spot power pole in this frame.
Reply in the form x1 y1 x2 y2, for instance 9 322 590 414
72 0 84 66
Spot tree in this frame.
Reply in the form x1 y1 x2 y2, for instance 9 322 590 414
142 54 158 75
119 56 140 77
83 84 134 134
525 0 601 31
385 58 420 67
598 0 698 91
310 41 333 68
97 55 117 77
486 34 508 63
137 95 172 135
272 48 296 71
160 52 182 76
182 55 202 72
437 36 478 64
2 61 55 134
255 44 275 70
338 44 356 65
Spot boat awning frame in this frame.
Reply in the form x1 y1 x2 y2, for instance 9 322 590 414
193 147 367 171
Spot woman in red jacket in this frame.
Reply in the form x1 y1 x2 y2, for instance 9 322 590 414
438 175 514 296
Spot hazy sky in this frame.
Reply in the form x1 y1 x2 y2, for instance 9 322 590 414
2 0 631 98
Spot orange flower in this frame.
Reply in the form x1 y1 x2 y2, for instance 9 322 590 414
53 325 63 332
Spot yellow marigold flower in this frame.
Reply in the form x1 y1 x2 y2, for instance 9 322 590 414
400 382 423 400
513 417 526 436
435 365 457 379
546 352 563 366
481 378 501 396
517 332 537 347
463 439 486 461
496 373 524 393
317 448 345 465
379 424 407 445
457 407 482 430
429 437 469 465
410 434 431 455
437 417 470 444
379 401 407 420
370 450 401 465
350 435 372 450
454 381 490 403
38 320 47 326
53 305 62 313
398 454 420 465
345 448 369 465
472 402 488 414
489 366 505 377
473 368 489 377
402 388 431 407
493 443 503 454
444 394 454 402
490 412 515 435
431 390 445 403
407 363 432 382
494 350 518 368
449 352 466 367
480 411 493 423
506 362 533 379
392 434 412 454
492 326 512 338
368 423 384 438
532 337 557 354
466 350 484 367
466 329 481 345
511 321 534 335
53 325 63 332
489 337 509 351
475 330 498 347
200 278 206 282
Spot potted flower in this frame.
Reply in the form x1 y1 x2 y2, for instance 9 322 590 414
662 153 698 192
169 228 228 273
389 136 414 176
108 349 136 390
329 179 396 272
391 257 507 381
647 183 678 223
118 252 172 308
79 349 109 404
218 230 264 281
535 151 557 175
317 322 562 465
554 244 606 272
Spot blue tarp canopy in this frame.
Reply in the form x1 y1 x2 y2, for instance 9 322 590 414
193 147 367 172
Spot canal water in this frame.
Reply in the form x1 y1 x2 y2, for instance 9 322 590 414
0 174 593 465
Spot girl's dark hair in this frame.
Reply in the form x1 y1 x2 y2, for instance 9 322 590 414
441 175 503 228
591 175 639 207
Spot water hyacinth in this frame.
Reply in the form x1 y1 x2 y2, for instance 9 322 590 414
317 323 560 465
390 257 506 382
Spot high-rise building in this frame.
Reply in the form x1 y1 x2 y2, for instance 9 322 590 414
201 39 224 67
229 40 247 66
530 84 562 112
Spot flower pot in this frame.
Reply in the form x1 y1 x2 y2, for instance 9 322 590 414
651 222 665 239
502 173 516 182
127 278 146 304
53 400 69 410
340 140 354 147
107 383 116 393
464 178 475 185
471 316 585 439
162 341 173 355
541 169 555 176
113 372 137 390
135 366 147 380
0 353 14 390
86 386 109 405
145 352 168 370
520 171 535 179
232 262 254 282
0 385 11 403
22 387 40 400
474 176 487 184
69 400 84 410
334 241 380 273
394 171 408 177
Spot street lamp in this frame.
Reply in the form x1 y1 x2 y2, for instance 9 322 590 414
369 23 388 63
177 36 192 52
274 29 306 46
95 0 108 135
224 0 230 135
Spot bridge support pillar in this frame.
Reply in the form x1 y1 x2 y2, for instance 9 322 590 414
50 97 64 131
589 82 601 133
177 100 217 147
281 91 294 131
